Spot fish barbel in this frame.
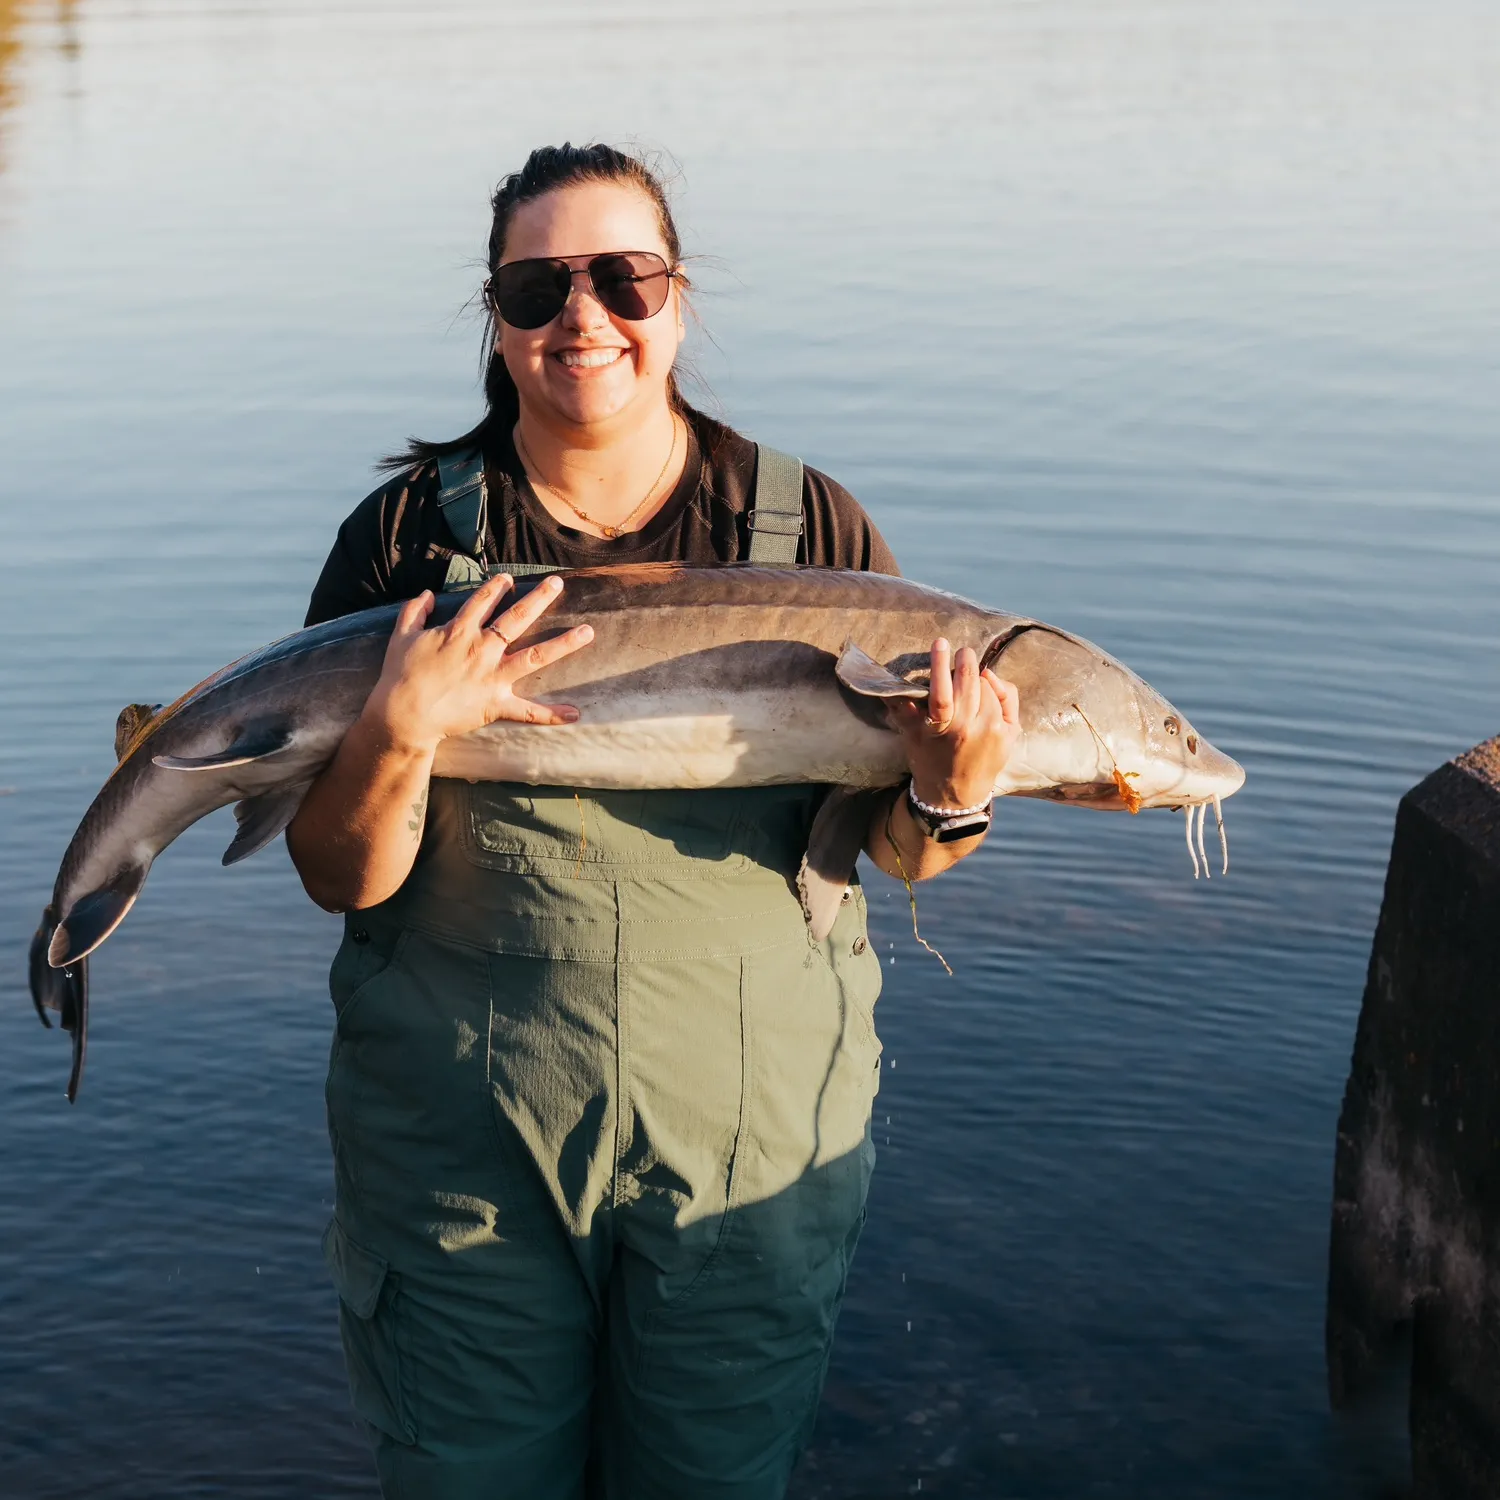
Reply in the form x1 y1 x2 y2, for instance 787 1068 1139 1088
29 563 1245 1099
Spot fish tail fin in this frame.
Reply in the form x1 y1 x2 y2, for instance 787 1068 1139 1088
29 906 90 1102
29 906 62 1028
62 958 89 1103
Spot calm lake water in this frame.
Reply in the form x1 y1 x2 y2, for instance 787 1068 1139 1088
2 1 1497 1495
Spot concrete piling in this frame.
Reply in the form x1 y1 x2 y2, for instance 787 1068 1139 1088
1327 735 1500 1497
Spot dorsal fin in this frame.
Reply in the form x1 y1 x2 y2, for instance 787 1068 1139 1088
114 703 163 761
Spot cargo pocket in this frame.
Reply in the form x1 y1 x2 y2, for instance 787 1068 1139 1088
817 885 883 1063
328 918 409 1028
323 1219 416 1445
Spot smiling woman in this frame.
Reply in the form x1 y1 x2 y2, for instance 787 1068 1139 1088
285 141 1019 1500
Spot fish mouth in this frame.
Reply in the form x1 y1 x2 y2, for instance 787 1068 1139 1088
1016 747 1244 880
1141 741 1244 880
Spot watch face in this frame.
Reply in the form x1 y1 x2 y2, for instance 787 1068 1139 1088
932 813 992 843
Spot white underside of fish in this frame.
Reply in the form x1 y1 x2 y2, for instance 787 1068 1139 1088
434 687 911 789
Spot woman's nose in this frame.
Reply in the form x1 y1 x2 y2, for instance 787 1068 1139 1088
560 279 610 333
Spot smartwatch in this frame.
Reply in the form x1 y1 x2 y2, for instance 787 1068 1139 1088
906 783 993 843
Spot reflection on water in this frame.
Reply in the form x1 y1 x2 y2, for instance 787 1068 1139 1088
0 1 74 166
2 0 1497 1496
0 1 27 149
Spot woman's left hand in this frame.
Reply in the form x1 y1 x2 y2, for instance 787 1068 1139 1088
886 639 1021 810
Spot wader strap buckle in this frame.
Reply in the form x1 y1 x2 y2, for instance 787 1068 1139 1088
747 445 804 567
435 449 571 591
436 449 488 589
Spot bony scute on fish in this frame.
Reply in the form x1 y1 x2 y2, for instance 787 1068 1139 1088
27 563 1245 1101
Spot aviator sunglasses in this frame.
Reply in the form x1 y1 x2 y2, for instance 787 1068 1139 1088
486 251 677 330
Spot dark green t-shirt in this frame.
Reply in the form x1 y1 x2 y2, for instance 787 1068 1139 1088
305 411 899 627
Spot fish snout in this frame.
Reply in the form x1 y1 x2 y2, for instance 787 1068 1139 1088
1139 732 1245 810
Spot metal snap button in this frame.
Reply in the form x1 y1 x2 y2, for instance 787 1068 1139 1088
841 887 853 905
852 936 867 955
351 927 371 946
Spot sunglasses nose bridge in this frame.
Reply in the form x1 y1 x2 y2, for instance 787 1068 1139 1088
559 265 612 323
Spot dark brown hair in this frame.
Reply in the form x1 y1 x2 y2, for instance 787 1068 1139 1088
381 142 697 471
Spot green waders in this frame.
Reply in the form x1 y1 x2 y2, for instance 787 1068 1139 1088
322 447 882 1499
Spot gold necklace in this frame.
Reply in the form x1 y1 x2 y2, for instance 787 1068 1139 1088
517 419 680 540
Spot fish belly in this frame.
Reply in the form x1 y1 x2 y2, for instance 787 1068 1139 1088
431 688 906 790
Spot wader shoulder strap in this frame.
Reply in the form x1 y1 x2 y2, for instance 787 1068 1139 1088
436 449 488 590
433 448 566 591
747 444 805 566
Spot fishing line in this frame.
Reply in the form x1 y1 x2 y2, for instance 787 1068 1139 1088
1071 702 1142 814
884 796 953 976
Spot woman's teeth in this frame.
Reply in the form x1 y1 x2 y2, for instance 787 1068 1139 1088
557 348 624 369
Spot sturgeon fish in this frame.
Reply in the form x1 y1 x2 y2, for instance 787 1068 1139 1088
29 563 1244 1100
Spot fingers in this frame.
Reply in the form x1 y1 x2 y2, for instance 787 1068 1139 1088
510 698 580 726
452 572 515 632
926 639 954 731
952 646 980 726
982 669 1021 729
393 590 434 641
507 623 595 677
487 574 569 644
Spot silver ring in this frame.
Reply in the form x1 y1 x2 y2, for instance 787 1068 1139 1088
487 625 510 650
925 714 952 733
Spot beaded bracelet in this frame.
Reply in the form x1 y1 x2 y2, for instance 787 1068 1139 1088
906 784 993 820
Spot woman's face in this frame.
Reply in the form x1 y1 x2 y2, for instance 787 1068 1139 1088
496 181 685 434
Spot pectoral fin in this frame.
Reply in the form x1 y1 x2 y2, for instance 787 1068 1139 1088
154 725 294 772
114 703 163 761
835 642 929 701
798 786 885 942
223 782 313 866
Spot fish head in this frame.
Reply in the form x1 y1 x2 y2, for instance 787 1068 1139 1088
1119 676 1246 811
983 623 1245 811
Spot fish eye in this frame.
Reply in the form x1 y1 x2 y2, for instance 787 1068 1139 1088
1187 733 1199 755
1164 716 1180 736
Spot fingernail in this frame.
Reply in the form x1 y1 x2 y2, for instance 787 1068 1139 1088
577 625 594 641
560 707 579 722
935 638 950 652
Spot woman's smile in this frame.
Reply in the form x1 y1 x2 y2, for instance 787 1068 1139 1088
554 346 628 370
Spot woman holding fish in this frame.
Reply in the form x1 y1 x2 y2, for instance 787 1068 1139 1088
288 144 1020 1500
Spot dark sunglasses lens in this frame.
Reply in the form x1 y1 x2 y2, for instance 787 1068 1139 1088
588 252 671 321
491 260 572 328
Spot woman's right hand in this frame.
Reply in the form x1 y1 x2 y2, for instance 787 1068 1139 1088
362 573 593 754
